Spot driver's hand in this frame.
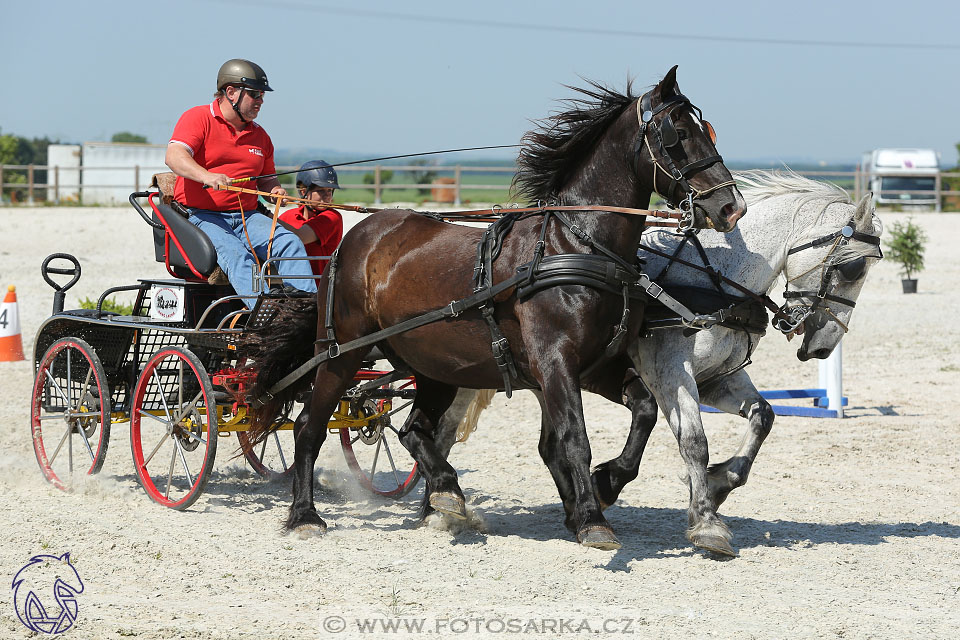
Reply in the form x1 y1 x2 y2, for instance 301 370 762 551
204 173 232 190
269 186 289 204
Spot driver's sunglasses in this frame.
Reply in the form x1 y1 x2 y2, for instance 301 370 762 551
244 89 266 100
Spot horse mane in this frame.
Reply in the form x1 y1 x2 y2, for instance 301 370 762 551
513 79 637 202
734 169 883 263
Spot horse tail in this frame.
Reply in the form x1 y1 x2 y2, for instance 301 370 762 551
239 298 319 449
455 389 496 443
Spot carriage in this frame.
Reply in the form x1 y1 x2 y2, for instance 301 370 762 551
29 189 421 510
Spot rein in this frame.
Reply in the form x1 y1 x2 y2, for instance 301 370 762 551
214 183 683 226
638 239 784 318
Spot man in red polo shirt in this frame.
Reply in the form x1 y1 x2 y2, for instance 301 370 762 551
165 58 316 302
279 161 344 276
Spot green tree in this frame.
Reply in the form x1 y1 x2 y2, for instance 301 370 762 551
885 218 927 279
111 132 148 143
407 159 438 196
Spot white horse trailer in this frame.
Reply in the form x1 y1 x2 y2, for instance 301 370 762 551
860 148 940 210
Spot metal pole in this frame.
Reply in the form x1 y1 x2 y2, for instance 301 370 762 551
374 165 382 206
853 164 861 203
935 172 942 213
55 166 60 205
27 164 35 204
454 165 462 206
135 165 140 194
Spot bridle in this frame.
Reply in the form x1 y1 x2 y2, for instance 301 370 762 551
634 89 735 231
775 218 883 334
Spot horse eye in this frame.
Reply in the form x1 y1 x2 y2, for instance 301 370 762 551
677 130 689 141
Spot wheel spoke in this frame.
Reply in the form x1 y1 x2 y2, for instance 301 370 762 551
137 408 171 425
272 431 288 470
78 368 93 410
76 419 97 463
370 436 382 479
166 443 177 499
142 429 170 468
380 436 403 489
43 369 70 406
385 399 414 419
174 437 195 488
151 368 174 422
66 348 72 409
47 423 73 465
180 427 207 444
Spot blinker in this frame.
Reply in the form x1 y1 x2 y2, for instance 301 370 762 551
836 256 866 282
840 225 854 238
660 115 679 147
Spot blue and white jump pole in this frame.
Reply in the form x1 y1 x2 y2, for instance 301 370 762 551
702 339 847 418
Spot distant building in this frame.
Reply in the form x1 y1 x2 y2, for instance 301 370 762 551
46 142 167 205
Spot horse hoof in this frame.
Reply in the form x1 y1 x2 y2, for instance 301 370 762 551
292 523 327 539
429 492 467 520
692 534 737 557
577 525 622 550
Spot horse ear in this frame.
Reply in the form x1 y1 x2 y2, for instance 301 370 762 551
854 192 874 230
657 65 679 98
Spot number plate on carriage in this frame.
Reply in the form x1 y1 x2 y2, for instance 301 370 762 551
150 285 185 322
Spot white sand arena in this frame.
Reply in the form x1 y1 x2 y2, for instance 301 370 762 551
0 204 957 639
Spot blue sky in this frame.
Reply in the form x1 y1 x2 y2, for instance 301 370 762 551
3 0 958 165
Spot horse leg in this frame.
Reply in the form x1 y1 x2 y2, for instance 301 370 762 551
699 370 775 511
415 388 484 521
287 354 365 534
529 390 581 533
652 370 736 557
395 378 466 520
591 369 659 509
537 373 620 550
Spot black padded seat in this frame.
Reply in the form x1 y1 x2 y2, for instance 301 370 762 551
152 202 219 279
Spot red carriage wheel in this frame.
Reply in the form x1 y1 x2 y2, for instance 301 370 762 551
130 346 217 510
339 375 421 498
31 337 112 491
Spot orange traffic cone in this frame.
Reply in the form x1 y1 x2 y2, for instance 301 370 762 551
0 285 25 362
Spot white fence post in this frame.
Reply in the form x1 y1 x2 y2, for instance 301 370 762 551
818 339 844 418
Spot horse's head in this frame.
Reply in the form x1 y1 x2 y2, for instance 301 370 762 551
637 66 746 232
777 193 883 361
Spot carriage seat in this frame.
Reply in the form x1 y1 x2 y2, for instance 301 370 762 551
150 173 229 285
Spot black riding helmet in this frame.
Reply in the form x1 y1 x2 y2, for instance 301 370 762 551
217 59 272 123
296 160 340 191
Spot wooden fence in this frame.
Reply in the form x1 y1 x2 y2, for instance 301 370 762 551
2 163 959 209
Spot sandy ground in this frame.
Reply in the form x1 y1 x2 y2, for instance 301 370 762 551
0 203 958 640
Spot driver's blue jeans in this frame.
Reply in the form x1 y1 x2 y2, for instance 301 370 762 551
187 209 318 303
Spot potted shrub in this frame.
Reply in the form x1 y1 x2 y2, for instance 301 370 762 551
885 218 927 293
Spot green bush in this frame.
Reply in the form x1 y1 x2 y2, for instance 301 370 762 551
885 218 927 279
78 296 135 316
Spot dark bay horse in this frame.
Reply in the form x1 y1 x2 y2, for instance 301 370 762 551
243 66 746 549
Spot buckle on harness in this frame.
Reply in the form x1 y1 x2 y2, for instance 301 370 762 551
645 282 663 298
328 343 341 359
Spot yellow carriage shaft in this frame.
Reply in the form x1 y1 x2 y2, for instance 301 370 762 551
114 400 393 433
